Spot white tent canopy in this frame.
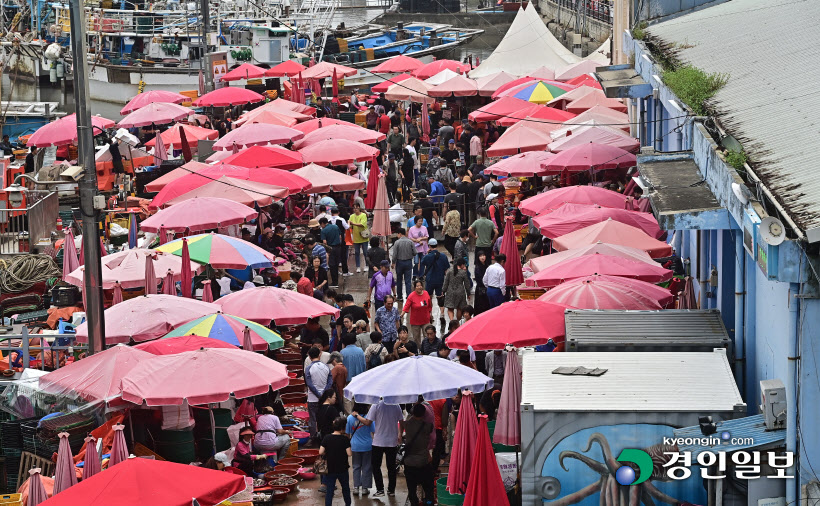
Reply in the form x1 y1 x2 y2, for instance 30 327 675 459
424 68 462 86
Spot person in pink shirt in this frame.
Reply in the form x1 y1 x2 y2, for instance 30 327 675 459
406 216 429 277
469 131 483 165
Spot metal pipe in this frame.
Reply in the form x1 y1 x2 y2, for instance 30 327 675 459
654 95 663 151
201 0 213 91
734 231 745 395
698 230 708 309
69 0 106 354
786 282 800 506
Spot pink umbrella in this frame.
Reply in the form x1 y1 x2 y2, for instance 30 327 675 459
52 433 78 494
162 269 176 295
543 143 637 173
215 286 340 324
144 124 218 149
78 241 84 265
161 177 289 208
500 217 524 286
201 280 214 303
180 239 193 299
547 85 602 110
463 416 509 506
82 436 101 480
120 347 290 406
141 197 257 234
534 205 663 239
484 151 554 177
118 102 191 128
568 105 630 131
566 73 603 89
485 123 553 157
525 253 672 288
566 93 628 114
493 353 521 446
428 74 479 97
468 96 531 122
519 185 628 216
538 277 663 310
292 117 350 135
66 249 201 290
554 60 602 81
216 145 303 169
62 229 79 282
265 60 307 77
293 124 385 149
28 114 115 147
220 62 267 82
120 90 188 115
371 172 391 238
242 326 254 351
371 73 412 94
144 252 157 295
231 109 299 128
528 66 556 80
299 61 357 79
496 103 577 128
109 424 128 467
27 468 49 505
553 220 673 258
372 54 423 73
292 163 366 194
135 335 236 355
364 158 381 210
475 71 518 97
548 126 640 153
193 87 265 107
412 59 470 80
528 242 656 273
447 391 478 494
112 282 124 305
152 126 168 165
213 123 303 151
383 77 431 103
578 273 676 307
299 138 380 166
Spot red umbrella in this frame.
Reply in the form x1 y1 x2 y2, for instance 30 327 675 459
463 416 509 506
229 109 299 128
372 54 423 73
520 186 628 216
548 126 640 153
143 253 157 295
484 151 554 177
292 163 366 193
162 269 175 295
500 217 523 286
371 73 412 94
213 123 303 151
141 197 257 234
496 103 576 127
332 68 339 103
82 436 101 480
538 277 663 310
118 102 191 128
108 424 129 467
293 117 349 135
525 253 672 288
371 171 391 238
553 220 673 258
447 391 478 494
364 158 381 210
218 145 303 169
44 458 246 506
120 90 188 115
135 335 236 355
220 62 267 82
566 93 627 114
193 87 264 107
27 468 49 505
565 73 603 89
120 347 290 405
293 123 385 149
468 96 531 122
544 142 636 173
493 353 521 446
112 282 124 305
576 273 676 307
534 205 663 239
144 124 218 149
679 276 698 309
569 105 630 131
161 177 288 208
299 138 380 166
528 242 656 273
547 85 602 110
428 74 479 97
485 123 553 157
52 433 77 494
62 229 79 282
178 126 192 163
412 59 470 80
28 114 115 147
180 239 193 298
201 280 214 303
446 300 567 350
421 101 430 142
300 61 357 79
266 59 307 77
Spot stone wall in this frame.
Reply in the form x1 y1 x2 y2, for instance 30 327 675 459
539 0 612 55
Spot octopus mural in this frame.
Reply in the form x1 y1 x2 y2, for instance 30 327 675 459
550 433 685 506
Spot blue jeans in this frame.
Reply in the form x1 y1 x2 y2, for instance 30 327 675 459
354 242 369 268
414 169 421 189
395 259 413 298
413 252 424 277
325 470 352 506
487 286 505 308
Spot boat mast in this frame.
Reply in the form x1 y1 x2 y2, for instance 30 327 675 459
201 0 213 91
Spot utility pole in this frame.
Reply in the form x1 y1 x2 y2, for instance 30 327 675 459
68 0 106 354
201 0 213 91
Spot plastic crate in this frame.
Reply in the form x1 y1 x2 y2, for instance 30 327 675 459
0 493 22 505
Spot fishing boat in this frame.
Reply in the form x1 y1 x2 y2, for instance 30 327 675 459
0 102 64 141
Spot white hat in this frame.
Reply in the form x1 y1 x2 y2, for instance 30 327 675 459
213 452 231 467
428 238 438 247
252 275 265 285
487 193 499 201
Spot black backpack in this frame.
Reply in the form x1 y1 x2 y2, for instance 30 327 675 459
368 344 385 369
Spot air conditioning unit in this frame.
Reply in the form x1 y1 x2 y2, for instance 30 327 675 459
760 379 786 430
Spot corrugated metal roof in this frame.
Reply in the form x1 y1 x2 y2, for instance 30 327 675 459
673 414 786 457
647 0 820 235
520 349 744 412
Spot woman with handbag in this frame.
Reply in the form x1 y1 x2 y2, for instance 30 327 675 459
346 403 375 496
319 417 353 506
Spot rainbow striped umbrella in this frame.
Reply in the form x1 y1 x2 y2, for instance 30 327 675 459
510 81 570 104
162 313 284 351
155 232 274 269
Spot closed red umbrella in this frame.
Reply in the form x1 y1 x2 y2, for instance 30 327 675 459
484 151 554 178
537 277 663 310
108 425 129 467
678 276 698 309
371 171 391 238
493 353 521 446
500 217 523 286
53 433 77 494
299 138 380 166
293 123 385 149
162 269 176 295
144 252 157 295
213 123 303 151
372 54 423 73
135 335 236 355
446 300 567 350
525 253 672 288
463 416 509 506
447 391 478 494
266 59 307 77
112 282 124 305
421 101 430 142
82 436 101 480
552 220 673 258
62 229 79 282
543 142 636 173
27 468 49 505
220 62 267 82
242 326 254 351
533 205 663 239
180 239 193 298
332 68 339 103
215 286 340 324
218 145 303 169
495 103 576 127
193 87 265 107
364 158 381 210
371 73 412 94
528 242 656 273
519 186 628 216
201 280 214 303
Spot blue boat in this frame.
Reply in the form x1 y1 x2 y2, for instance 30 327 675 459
0 102 64 143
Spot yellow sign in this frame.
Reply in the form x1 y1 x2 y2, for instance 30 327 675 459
212 59 227 81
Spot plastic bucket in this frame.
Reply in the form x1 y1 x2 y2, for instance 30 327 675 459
437 477 465 505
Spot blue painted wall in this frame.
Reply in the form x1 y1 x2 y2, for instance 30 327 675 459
797 298 820 485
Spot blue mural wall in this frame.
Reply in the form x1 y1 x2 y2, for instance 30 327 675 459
541 424 706 506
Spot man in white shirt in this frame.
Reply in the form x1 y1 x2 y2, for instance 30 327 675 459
367 401 404 497
304 347 332 442
482 253 507 308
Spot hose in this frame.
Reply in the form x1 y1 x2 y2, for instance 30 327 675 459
0 254 62 294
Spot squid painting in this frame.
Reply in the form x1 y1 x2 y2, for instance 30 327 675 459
551 433 685 506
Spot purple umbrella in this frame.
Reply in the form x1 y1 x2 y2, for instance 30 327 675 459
82 436 101 480
52 432 77 494
109 424 129 467
26 468 49 505
62 229 80 282
493 351 521 446
242 326 254 351
162 269 176 295
181 238 193 298
144 253 157 295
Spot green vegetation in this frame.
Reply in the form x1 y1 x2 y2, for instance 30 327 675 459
661 65 728 115
725 149 747 172
632 21 648 40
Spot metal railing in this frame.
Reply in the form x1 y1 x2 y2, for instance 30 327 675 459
551 0 613 25
0 327 88 371
0 191 58 255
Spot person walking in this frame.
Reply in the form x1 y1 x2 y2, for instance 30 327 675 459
319 417 353 506
403 403 435 506
373 296 400 353
391 228 416 301
483 253 507 308
346 404 375 496
469 206 498 266
407 216 430 277
401 279 434 345
305 347 333 443
340 334 366 381
442 200 461 256
349 204 369 273
442 258 471 323
367 260 396 310
368 401 405 497
365 331 390 367
419 239 450 327
328 207 352 278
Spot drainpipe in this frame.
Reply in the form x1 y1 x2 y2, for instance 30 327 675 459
698 231 708 308
637 98 645 147
654 93 663 151
734 232 745 395
786 282 800 506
